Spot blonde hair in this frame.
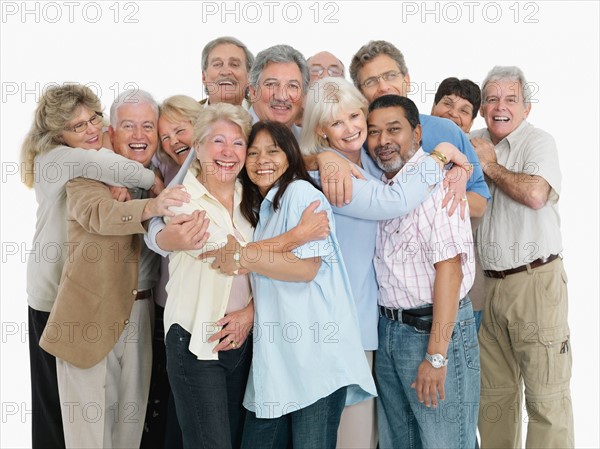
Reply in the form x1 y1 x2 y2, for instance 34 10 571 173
190 103 252 173
300 77 368 155
157 95 203 163
20 84 102 188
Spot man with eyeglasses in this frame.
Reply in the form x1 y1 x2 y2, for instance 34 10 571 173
345 40 489 449
307 50 345 83
349 40 489 219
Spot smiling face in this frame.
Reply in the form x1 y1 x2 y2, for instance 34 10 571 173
202 43 249 106
318 108 366 163
367 106 422 178
481 79 531 144
158 114 194 166
61 106 104 150
357 54 410 103
109 102 158 167
431 94 476 133
245 130 290 196
249 61 304 128
196 119 247 185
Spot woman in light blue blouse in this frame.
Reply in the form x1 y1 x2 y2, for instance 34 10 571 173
209 120 377 449
299 77 474 448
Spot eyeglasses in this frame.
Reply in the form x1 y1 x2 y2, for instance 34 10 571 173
309 65 344 78
360 70 403 89
64 112 103 133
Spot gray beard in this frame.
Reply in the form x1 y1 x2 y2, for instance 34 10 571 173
375 145 418 176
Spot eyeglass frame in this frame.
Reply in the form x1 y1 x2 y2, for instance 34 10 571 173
64 112 104 133
309 64 344 78
360 70 404 89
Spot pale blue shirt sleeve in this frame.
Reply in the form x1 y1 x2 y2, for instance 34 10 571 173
419 114 490 200
143 151 195 257
310 150 443 221
331 156 442 220
276 181 341 264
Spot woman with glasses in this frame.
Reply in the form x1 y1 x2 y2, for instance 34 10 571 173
21 84 159 449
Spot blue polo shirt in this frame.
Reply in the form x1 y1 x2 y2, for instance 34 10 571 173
243 180 377 418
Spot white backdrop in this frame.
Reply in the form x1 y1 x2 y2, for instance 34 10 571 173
1 1 598 447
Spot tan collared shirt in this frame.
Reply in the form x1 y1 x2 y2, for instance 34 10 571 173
472 121 563 271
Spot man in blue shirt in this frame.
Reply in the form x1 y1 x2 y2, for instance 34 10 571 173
349 40 490 215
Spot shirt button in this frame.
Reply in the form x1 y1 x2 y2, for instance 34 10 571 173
132 289 138 296
128 215 133 221
122 217 126 222
124 319 129 325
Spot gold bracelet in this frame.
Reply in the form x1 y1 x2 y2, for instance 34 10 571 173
430 150 448 165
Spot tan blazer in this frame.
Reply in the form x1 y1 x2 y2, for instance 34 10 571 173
40 178 150 369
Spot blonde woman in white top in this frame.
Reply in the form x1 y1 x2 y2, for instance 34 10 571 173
164 104 327 449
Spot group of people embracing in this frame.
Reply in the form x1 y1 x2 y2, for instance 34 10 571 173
23 37 573 449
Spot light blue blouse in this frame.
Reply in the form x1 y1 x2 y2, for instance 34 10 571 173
314 151 443 350
243 180 377 419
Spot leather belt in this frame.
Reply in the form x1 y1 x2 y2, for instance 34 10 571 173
379 305 434 332
483 254 560 279
379 298 469 332
135 289 152 300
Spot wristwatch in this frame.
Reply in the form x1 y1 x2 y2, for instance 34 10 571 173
233 247 242 269
425 353 448 368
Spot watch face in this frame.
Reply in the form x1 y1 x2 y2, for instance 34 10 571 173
432 354 443 367
426 353 447 368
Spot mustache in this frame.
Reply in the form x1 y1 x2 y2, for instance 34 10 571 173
269 100 292 109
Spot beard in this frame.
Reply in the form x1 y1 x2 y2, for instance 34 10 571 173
373 143 418 175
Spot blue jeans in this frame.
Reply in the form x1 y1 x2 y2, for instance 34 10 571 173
376 298 480 449
166 324 251 449
241 387 347 449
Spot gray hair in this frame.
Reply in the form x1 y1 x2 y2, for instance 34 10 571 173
300 77 368 156
248 44 309 92
110 89 159 127
481 65 533 104
349 40 409 89
201 36 254 72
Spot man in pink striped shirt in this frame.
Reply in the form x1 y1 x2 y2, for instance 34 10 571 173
367 94 479 449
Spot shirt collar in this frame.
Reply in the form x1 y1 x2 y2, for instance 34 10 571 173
504 120 530 148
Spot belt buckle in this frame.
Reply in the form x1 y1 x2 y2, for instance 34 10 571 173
385 308 395 321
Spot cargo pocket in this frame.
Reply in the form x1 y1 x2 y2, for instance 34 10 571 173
536 325 572 386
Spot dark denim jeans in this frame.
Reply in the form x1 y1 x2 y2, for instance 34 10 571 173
376 298 480 449
241 387 347 449
166 323 251 449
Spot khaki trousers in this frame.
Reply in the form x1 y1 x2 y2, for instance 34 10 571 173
56 299 153 449
478 258 574 448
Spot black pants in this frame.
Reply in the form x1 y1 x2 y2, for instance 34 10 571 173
140 304 183 449
28 306 66 449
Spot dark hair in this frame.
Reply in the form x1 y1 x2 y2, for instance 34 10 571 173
368 94 421 130
240 121 320 227
433 77 481 120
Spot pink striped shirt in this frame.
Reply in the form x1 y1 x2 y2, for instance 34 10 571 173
375 149 475 310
